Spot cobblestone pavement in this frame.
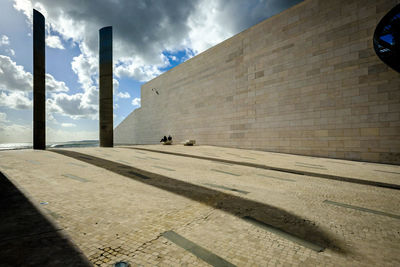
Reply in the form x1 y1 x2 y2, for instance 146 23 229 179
129 145 400 186
0 145 399 266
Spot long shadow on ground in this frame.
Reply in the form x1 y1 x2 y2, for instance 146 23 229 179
0 171 91 267
121 147 400 190
51 149 347 254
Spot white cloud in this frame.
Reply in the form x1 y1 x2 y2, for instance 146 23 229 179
115 59 163 82
46 35 65 49
0 122 32 143
47 112 58 124
45 77 98 120
0 35 10 46
14 0 302 65
69 52 99 118
0 112 32 144
47 92 97 119
13 0 33 22
0 120 97 143
71 53 97 91
0 91 32 109
0 54 93 122
117 91 130 99
184 1 233 54
112 78 119 95
114 54 169 83
0 53 94 120
7 48 15 56
131 97 141 107
61 122 76 127
47 127 98 142
13 0 193 83
0 55 32 92
45 33 99 116
46 73 69 92
0 55 79 121
0 112 7 122
13 0 302 87
0 55 69 93
9 0 303 126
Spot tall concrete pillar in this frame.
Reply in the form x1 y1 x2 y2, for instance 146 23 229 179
33 9 45 150
99 26 113 147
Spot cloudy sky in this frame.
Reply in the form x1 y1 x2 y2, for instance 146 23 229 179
0 0 302 143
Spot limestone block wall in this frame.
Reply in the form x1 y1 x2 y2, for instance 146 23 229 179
115 0 400 164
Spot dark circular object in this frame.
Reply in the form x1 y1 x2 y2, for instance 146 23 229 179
373 4 400 73
114 261 130 267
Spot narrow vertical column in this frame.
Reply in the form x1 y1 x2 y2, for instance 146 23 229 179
99 26 113 147
33 9 45 150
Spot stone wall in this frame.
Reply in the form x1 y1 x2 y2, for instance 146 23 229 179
115 0 400 164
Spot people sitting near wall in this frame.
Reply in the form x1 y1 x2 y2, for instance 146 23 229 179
160 136 167 143
162 135 172 145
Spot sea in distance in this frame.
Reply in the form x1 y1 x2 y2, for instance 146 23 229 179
0 140 99 151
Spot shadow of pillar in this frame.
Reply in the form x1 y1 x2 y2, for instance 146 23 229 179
0 172 91 266
51 149 348 254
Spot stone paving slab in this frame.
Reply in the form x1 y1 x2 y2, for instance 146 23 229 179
0 146 399 266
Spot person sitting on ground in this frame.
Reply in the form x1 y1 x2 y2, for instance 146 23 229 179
160 136 167 143
162 135 172 145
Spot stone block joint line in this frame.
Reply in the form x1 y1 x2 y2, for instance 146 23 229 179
256 173 295 182
323 200 400 220
62 174 89 183
162 230 236 267
203 183 249 194
210 169 241 176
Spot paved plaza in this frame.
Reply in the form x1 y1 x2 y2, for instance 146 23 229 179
0 145 399 266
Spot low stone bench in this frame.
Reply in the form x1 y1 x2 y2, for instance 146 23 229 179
183 140 196 146
162 140 173 145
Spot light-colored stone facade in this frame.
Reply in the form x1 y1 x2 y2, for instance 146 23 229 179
115 0 400 164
